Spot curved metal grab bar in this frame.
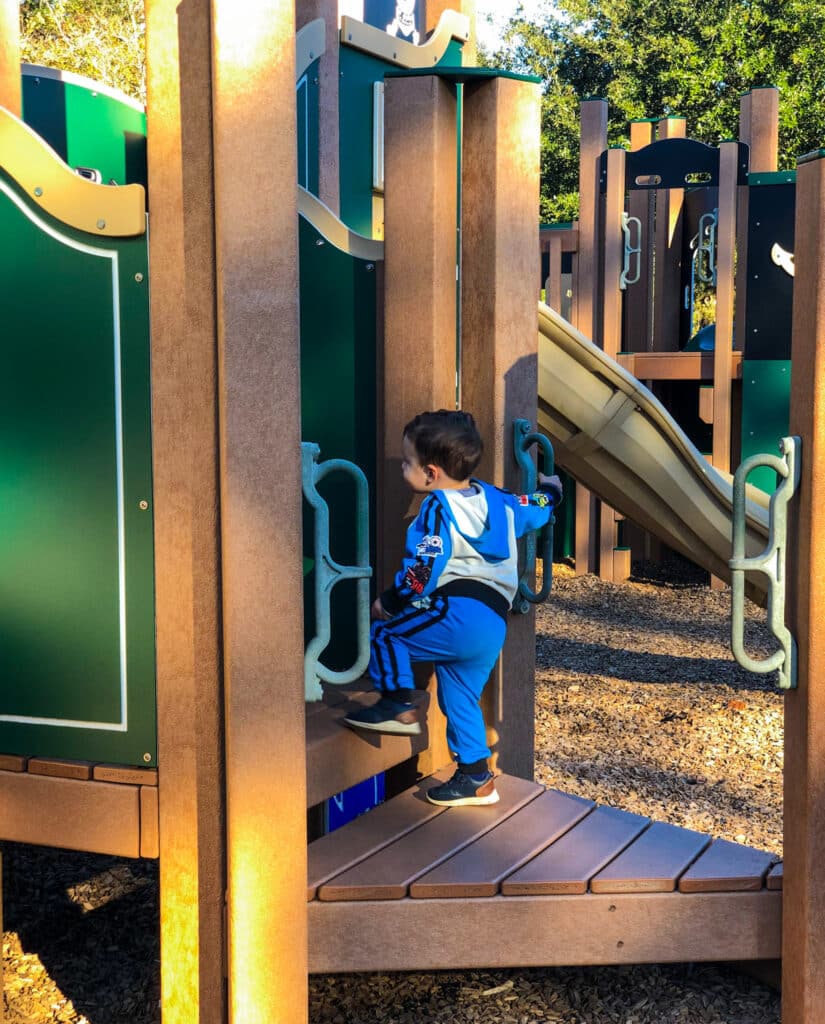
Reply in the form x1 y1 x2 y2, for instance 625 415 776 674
302 443 372 701
512 418 556 614
729 435 800 690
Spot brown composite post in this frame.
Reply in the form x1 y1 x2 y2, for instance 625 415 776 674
144 2 225 1021
209 1 306 1020
383 73 458 774
461 75 541 779
296 0 339 212
784 149 825 1024
652 116 686 351
735 88 779 366
573 98 608 576
598 146 626 581
625 120 654 352
0 0 20 116
712 141 739 477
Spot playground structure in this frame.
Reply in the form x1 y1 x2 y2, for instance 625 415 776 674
541 92 795 580
0 2 824 1023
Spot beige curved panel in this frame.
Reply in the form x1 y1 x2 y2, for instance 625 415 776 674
298 186 384 261
537 302 770 603
296 18 326 81
340 10 469 68
0 107 145 237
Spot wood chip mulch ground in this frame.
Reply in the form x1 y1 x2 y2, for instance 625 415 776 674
2 556 782 1023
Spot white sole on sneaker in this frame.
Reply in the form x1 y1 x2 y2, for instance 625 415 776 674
426 789 500 807
343 717 422 736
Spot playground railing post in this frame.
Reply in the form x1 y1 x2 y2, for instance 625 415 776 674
383 72 459 777
574 98 607 577
461 74 541 778
784 147 825 1024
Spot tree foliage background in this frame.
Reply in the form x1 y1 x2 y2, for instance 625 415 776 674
17 1 825 222
20 0 145 104
483 0 825 222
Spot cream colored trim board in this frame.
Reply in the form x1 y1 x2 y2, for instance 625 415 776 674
298 186 384 261
340 10 469 68
296 19 326 81
0 106 146 236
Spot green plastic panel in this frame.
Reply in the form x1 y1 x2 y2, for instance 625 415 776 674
338 37 464 235
0 172 156 766
740 360 792 494
299 216 378 669
22 68 147 187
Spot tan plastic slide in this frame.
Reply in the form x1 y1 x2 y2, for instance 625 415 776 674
537 302 770 604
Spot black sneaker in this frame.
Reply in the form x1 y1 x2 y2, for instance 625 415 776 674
426 769 499 807
343 696 422 736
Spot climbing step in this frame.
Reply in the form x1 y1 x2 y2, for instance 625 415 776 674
308 769 450 899
410 789 594 899
679 838 778 893
501 804 650 896
590 820 711 893
317 774 543 901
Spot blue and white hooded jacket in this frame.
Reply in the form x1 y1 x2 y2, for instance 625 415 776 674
380 479 560 620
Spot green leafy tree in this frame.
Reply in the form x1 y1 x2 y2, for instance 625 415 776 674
20 0 145 104
484 0 825 222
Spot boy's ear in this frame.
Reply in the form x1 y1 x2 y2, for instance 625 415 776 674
425 464 438 483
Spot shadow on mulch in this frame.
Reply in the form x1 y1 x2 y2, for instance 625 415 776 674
536 636 779 692
3 843 159 1024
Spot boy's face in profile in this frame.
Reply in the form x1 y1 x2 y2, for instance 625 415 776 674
401 434 431 493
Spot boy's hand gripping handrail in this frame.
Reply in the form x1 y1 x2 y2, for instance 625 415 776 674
729 435 800 690
302 443 373 701
512 419 556 614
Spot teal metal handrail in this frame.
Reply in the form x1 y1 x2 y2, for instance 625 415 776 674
302 443 372 701
512 418 555 614
729 435 801 690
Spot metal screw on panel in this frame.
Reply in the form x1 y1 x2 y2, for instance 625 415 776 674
34 187 43 196
139 500 149 510
135 272 144 283
97 219 106 229
316 238 324 246
143 753 152 763
366 263 375 272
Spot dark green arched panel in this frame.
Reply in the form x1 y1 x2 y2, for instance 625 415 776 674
0 172 156 765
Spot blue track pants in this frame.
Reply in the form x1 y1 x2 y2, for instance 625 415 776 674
369 595 507 765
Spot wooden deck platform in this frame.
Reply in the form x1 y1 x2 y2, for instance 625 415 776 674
308 772 782 974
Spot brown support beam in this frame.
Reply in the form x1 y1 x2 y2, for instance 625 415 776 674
598 146 626 581
735 88 778 366
784 149 825 1024
740 87 779 173
713 141 738 476
0 0 21 116
210 2 307 1021
625 120 654 352
573 99 607 576
144 3 225 1022
652 116 686 351
296 0 340 212
461 75 541 779
383 73 458 775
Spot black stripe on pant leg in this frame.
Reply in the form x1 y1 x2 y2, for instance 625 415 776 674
398 597 449 639
372 607 431 689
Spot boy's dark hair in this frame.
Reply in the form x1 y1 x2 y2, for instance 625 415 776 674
403 410 483 481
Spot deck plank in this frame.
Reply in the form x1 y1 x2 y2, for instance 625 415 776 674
767 862 783 890
410 789 594 898
318 774 543 901
679 838 777 893
501 804 649 895
307 769 451 899
590 820 711 893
